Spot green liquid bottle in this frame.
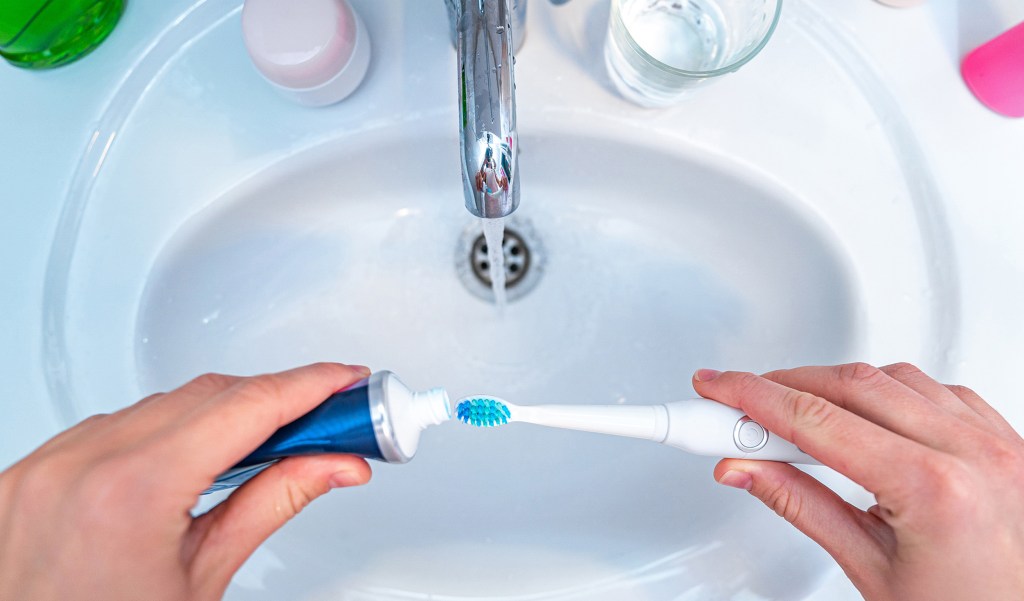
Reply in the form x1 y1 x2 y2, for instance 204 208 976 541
0 0 125 69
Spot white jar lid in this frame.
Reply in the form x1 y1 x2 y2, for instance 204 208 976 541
242 0 369 104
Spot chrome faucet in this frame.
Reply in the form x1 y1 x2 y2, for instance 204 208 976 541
447 0 525 219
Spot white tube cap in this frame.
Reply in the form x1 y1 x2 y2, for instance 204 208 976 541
242 0 371 106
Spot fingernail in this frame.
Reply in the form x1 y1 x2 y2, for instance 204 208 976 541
329 471 364 488
694 368 722 382
718 470 753 490
349 365 372 376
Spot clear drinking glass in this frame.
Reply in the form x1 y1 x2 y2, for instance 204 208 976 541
0 0 125 69
604 0 783 107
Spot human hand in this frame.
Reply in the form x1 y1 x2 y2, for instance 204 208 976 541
0 363 373 601
693 363 1024 601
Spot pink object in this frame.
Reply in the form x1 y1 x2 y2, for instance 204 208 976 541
961 21 1024 118
242 0 371 106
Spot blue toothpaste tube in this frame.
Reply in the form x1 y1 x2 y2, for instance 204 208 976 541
207 371 451 493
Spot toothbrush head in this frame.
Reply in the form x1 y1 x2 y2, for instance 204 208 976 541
456 396 512 427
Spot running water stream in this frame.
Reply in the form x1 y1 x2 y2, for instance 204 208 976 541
481 217 507 311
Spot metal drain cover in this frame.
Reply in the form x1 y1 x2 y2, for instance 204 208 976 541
470 227 529 288
456 217 544 303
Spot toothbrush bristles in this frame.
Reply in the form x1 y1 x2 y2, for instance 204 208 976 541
456 397 511 427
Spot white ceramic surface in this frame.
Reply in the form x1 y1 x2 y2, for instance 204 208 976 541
4 0 1024 600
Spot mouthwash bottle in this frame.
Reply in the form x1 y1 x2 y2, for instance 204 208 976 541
0 0 124 69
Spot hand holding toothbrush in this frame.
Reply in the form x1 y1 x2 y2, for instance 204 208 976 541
0 363 373 601
695 362 1024 601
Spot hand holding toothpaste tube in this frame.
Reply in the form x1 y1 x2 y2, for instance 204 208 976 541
0 362 372 601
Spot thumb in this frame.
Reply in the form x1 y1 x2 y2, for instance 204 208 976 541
714 459 889 586
186 454 371 592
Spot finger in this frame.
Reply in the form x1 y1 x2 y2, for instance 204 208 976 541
759 363 972 453
714 459 891 587
185 454 370 595
878 363 990 427
158 363 371 487
945 383 1021 440
693 369 934 496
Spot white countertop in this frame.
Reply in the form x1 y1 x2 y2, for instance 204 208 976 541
1 1 1022 599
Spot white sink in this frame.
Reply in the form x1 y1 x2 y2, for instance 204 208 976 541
41 0 958 599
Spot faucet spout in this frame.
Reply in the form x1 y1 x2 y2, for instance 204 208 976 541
451 0 523 219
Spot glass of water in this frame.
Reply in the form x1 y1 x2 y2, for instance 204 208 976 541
604 0 783 107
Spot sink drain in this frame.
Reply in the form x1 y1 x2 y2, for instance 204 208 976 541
471 228 529 288
456 218 544 303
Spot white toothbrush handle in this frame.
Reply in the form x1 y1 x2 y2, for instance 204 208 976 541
662 399 819 465
514 404 668 441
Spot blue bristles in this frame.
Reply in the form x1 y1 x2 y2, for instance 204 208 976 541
456 397 512 427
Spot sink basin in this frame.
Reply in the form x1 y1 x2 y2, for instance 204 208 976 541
135 124 859 392
141 123 858 598
41 0 958 599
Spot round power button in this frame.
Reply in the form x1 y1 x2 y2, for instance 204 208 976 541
733 417 768 452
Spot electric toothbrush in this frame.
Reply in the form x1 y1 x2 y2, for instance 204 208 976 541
456 396 818 465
